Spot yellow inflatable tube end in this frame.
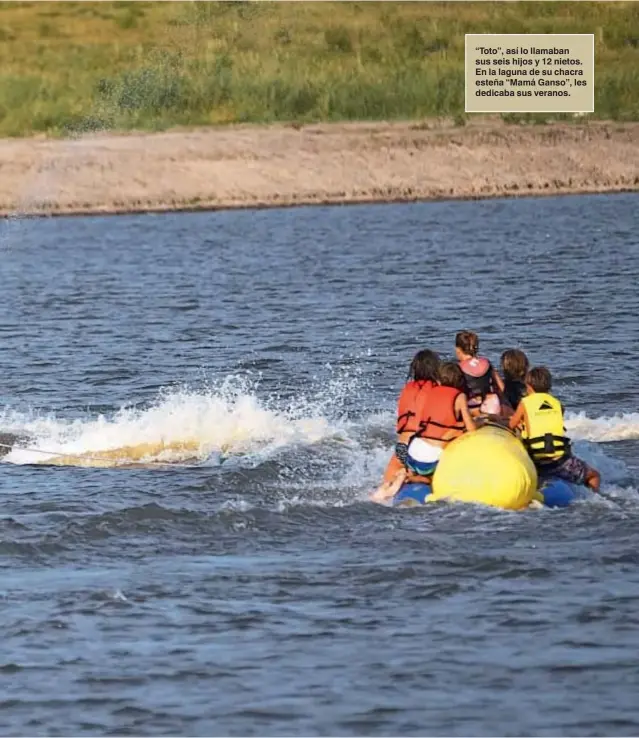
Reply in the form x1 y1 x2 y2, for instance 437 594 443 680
430 425 537 510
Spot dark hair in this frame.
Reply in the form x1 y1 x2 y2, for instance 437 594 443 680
455 330 479 357
526 366 552 393
408 349 440 383
501 348 529 381
438 361 466 390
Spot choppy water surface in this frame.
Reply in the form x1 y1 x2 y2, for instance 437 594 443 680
1 193 638 736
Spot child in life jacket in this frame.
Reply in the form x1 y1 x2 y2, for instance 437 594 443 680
379 349 440 486
403 362 476 477
500 348 530 417
455 330 505 417
371 361 476 502
508 366 601 492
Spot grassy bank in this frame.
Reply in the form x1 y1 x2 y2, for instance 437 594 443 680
0 1 638 137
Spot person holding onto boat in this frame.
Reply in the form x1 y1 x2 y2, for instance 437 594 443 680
509 365 601 492
500 348 530 416
455 330 505 417
403 361 476 474
372 360 476 502
378 349 440 488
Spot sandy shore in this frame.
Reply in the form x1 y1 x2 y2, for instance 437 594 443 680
1 119 638 217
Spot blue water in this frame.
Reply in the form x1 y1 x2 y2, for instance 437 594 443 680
1 192 638 736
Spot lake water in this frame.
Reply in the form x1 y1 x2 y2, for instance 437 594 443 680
1 193 638 736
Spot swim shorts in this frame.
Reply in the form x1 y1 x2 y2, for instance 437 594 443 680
395 442 409 466
539 454 592 486
405 437 443 477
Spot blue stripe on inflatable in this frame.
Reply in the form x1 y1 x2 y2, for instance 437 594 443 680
392 482 432 507
539 478 578 508
393 479 579 509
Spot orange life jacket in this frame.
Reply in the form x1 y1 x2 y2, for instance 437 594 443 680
415 385 464 441
396 380 436 434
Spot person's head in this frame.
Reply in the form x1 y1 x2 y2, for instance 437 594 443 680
526 366 552 393
455 330 479 359
501 348 529 381
408 349 440 383
438 361 466 390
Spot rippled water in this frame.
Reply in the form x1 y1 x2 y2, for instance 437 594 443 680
1 193 638 736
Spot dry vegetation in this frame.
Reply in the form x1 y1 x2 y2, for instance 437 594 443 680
0 1 637 137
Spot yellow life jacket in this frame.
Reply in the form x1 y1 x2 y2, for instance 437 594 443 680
520 392 571 464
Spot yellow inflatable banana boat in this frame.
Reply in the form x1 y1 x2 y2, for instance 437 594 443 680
394 424 538 510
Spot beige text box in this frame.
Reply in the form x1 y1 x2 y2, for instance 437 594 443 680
465 34 594 113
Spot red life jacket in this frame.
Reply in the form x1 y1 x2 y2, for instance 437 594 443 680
396 380 435 434
415 385 464 441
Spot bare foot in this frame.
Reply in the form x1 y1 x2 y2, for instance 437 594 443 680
370 469 407 503
586 468 601 493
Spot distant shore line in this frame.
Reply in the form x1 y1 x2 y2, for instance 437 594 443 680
1 187 637 221
1 119 638 218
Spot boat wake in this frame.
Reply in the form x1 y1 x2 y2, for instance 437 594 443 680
0 374 635 503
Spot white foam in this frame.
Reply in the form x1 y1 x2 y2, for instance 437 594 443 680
0 382 636 505
566 411 639 443
571 439 630 485
0 375 345 466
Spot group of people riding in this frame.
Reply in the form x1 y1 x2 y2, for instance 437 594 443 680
371 330 601 502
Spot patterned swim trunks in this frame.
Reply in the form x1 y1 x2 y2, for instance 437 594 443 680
539 454 591 486
395 442 409 466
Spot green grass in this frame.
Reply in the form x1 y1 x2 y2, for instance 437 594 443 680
0 1 637 137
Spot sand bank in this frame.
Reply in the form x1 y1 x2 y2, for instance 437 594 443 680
1 119 638 217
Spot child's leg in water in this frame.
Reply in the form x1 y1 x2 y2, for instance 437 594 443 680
584 465 601 492
382 452 404 484
371 468 407 502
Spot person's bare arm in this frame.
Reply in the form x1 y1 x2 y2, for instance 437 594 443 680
509 403 525 431
457 394 477 432
492 366 505 394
